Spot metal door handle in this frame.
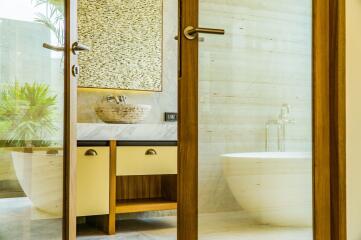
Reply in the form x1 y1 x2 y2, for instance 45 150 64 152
184 26 225 40
72 42 90 54
42 42 90 54
42 43 64 52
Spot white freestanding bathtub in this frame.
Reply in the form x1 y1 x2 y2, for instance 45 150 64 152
222 152 312 227
12 150 63 217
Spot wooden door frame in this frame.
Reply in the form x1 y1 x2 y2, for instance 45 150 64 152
64 0 78 239
177 0 346 239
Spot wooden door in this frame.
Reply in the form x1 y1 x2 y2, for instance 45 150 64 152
64 0 78 239
177 0 345 240
0 0 78 240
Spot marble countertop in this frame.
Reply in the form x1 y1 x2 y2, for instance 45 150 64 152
77 123 177 141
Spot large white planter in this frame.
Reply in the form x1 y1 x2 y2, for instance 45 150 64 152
222 152 312 227
12 150 63 217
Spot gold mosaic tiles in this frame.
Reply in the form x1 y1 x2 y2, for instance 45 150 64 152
78 0 163 91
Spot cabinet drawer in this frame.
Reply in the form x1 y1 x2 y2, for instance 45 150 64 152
116 146 177 176
77 147 109 217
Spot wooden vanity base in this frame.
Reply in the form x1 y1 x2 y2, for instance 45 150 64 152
84 140 178 235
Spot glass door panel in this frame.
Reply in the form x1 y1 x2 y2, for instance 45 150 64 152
198 0 313 239
0 0 65 239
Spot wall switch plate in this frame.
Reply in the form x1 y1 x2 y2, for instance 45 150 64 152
164 112 178 122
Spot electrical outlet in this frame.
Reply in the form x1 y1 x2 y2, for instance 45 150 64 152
164 112 178 122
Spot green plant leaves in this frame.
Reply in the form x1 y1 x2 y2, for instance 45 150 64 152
0 82 58 147
32 0 64 45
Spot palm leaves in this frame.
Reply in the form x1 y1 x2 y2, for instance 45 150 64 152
0 82 58 147
32 0 64 45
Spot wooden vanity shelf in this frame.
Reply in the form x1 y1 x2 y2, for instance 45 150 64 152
116 199 177 213
115 175 177 214
76 140 178 235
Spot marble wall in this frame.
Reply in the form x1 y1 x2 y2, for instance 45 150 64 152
198 0 312 212
77 0 178 124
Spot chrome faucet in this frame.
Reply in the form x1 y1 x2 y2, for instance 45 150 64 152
265 104 295 152
104 95 127 104
279 104 294 124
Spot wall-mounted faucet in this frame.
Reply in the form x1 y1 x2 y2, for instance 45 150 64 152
265 104 295 152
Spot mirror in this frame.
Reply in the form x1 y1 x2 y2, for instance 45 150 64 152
77 0 163 91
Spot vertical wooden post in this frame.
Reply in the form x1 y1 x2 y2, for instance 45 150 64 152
313 0 331 238
64 0 78 239
329 0 346 239
108 140 117 234
178 0 199 239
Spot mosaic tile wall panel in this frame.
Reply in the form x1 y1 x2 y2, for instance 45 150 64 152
78 0 162 91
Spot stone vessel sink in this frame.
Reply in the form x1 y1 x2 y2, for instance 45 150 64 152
95 102 152 124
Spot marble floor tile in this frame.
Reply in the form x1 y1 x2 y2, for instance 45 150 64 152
77 212 312 240
0 197 62 240
0 197 312 240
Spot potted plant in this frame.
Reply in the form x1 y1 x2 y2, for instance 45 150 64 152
0 82 63 217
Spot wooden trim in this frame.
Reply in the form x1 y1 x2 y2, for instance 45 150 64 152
77 141 110 147
177 0 198 239
313 0 346 239
313 0 332 239
63 0 78 239
116 141 178 146
116 199 177 213
77 141 178 147
329 0 346 239
107 140 117 234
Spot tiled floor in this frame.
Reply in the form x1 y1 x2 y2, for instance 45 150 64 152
77 212 312 240
0 198 62 240
0 197 312 240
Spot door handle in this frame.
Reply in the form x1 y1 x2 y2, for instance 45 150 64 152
72 42 90 54
42 43 64 52
184 26 225 40
42 41 90 54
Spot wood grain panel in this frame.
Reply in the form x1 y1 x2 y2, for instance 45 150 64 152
162 175 177 201
117 176 129 200
128 176 138 199
329 0 346 239
142 175 151 198
116 176 164 200
116 199 177 214
107 140 117 235
64 0 78 238
178 0 199 238
313 0 331 239
313 0 346 239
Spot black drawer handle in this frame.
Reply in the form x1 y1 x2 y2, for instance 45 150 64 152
84 149 98 156
145 149 157 156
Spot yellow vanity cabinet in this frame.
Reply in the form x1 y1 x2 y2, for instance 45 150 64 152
116 146 177 176
77 147 110 217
